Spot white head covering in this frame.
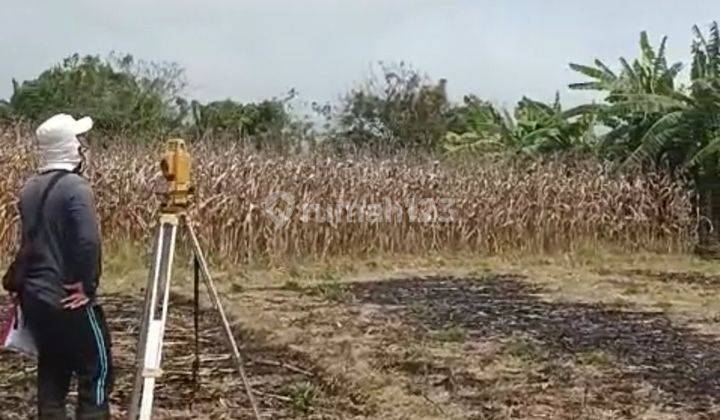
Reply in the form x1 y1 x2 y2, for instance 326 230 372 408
35 113 93 172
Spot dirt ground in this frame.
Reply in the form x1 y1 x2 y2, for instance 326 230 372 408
2 251 720 419
0 293 351 419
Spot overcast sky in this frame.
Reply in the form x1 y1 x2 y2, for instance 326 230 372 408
1 1 717 111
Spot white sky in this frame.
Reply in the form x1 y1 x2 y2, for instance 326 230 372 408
1 0 718 112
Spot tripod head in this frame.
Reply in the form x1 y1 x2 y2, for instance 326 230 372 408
159 138 193 213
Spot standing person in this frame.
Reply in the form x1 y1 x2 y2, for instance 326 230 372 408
11 114 112 419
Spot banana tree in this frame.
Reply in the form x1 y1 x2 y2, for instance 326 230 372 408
569 31 685 161
571 23 720 248
444 94 597 156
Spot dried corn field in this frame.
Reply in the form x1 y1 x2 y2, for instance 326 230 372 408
0 125 695 264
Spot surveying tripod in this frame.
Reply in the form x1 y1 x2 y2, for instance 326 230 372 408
127 139 261 419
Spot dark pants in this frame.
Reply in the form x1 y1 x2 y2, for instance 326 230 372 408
23 295 113 420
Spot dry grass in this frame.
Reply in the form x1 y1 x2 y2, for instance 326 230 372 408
0 124 695 266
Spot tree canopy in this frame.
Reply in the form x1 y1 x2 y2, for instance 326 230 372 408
9 53 188 136
334 62 450 151
3 53 292 143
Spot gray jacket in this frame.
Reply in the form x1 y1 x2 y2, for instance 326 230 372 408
19 170 102 308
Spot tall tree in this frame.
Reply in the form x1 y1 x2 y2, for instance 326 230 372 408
336 62 450 152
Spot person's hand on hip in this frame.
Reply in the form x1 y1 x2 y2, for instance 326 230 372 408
62 282 89 310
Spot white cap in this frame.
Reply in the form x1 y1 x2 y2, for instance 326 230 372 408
35 113 93 172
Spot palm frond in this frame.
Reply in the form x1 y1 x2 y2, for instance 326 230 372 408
444 132 506 154
569 82 605 91
708 22 720 60
502 108 516 133
518 96 556 116
599 125 631 149
639 31 657 64
569 63 609 80
666 62 684 80
686 132 720 168
619 57 638 82
520 127 562 145
693 24 709 50
594 59 617 79
561 104 606 119
655 36 668 72
621 111 685 169
608 93 691 113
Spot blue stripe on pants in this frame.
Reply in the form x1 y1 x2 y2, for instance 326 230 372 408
85 307 108 406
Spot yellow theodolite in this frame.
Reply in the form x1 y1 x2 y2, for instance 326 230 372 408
159 139 193 213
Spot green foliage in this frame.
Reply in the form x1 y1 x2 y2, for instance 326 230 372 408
287 382 317 414
191 100 250 138
191 98 289 138
569 23 720 172
444 94 597 156
569 31 687 161
335 62 449 151
9 53 188 138
4 52 297 147
190 91 297 151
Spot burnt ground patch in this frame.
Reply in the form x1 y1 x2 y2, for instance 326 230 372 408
0 293 351 419
350 275 720 416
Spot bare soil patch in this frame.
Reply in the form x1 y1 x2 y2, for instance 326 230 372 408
348 274 720 418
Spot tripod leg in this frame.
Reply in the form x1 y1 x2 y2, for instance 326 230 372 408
128 215 180 420
185 219 262 420
192 255 200 394
127 227 160 419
